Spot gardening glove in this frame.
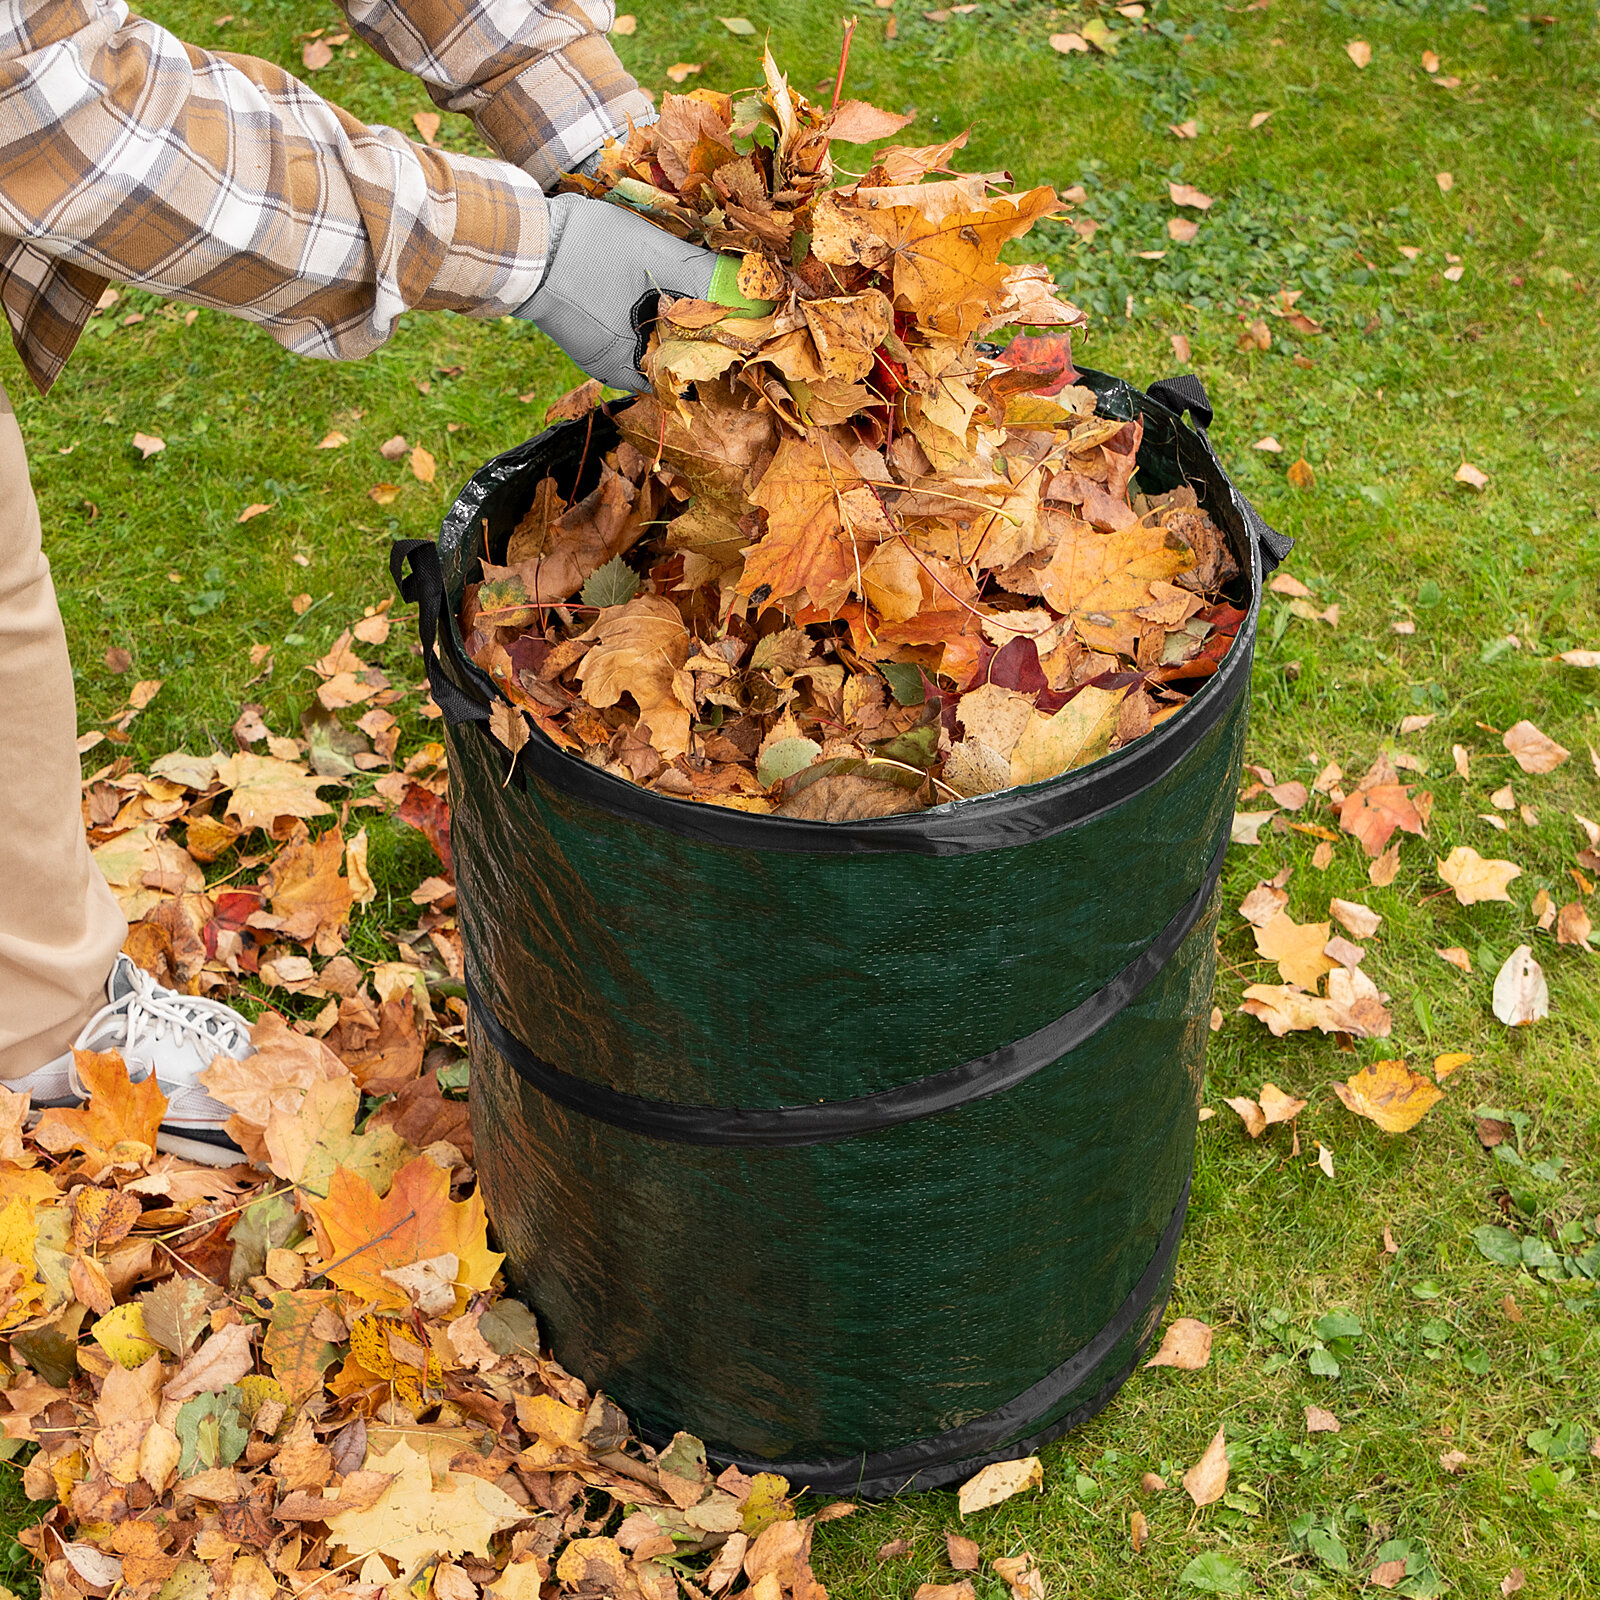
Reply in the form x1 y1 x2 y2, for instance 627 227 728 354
516 193 774 393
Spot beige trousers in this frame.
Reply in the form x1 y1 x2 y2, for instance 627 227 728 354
0 378 126 1076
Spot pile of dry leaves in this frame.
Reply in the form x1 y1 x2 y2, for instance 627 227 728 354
0 1040 876 1600
460 47 1244 818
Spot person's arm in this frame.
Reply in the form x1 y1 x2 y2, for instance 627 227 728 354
0 0 549 392
334 0 655 189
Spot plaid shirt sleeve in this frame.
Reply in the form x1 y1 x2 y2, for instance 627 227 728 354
0 0 628 396
337 0 654 191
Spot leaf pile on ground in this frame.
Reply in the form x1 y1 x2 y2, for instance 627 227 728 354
0 1045 857 1600
460 47 1246 818
82 620 461 1012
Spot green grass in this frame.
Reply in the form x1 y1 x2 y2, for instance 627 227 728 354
5 0 1600 1593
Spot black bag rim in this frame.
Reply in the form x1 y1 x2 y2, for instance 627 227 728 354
632 1173 1190 1498
395 368 1287 857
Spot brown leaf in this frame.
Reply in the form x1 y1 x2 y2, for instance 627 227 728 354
1328 898 1381 939
1182 1426 1228 1507
946 1533 981 1570
1129 1509 1149 1553
1304 1405 1341 1433
165 1322 254 1401
1555 901 1593 950
1371 1559 1406 1589
957 1456 1043 1515
132 432 165 460
302 37 333 69
1168 182 1214 209
1503 719 1569 773
412 111 441 145
576 595 694 759
829 99 916 143
1145 1317 1212 1370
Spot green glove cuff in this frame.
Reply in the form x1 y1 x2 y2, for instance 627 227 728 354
708 253 777 316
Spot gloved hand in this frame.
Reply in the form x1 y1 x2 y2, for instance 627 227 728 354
516 194 774 393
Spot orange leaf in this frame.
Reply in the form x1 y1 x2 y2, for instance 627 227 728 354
1332 1059 1442 1133
263 1289 343 1401
35 1051 166 1159
313 1156 502 1316
1338 783 1423 857
740 435 865 608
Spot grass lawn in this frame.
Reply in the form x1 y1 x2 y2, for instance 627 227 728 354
5 0 1600 1594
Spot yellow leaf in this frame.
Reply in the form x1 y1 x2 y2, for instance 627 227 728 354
1252 911 1335 989
92 1302 160 1368
957 1456 1043 1516
1433 1052 1472 1082
1333 1059 1443 1133
264 1076 409 1198
0 1198 46 1327
1008 686 1126 787
325 1439 525 1566
410 445 437 485
1437 846 1520 905
575 595 695 760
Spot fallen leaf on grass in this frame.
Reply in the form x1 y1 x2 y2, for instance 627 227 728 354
946 1532 981 1570
719 15 756 32
1237 882 1288 926
914 1584 974 1600
1501 1571 1525 1597
1254 911 1335 988
410 445 436 484
1492 946 1548 1026
1168 216 1200 243
1503 719 1569 773
1333 1059 1443 1133
1169 182 1213 210
412 111 440 145
1436 171 1454 192
666 61 702 82
237 502 272 523
1305 1406 1341 1434
1250 109 1275 128
1437 846 1520 905
613 12 637 32
1435 946 1472 972
1227 1082 1307 1138
1329 898 1381 938
957 1456 1042 1515
1253 436 1282 453
1316 1142 1335 1177
1049 31 1088 52
1433 1052 1472 1082
302 37 332 69
1345 39 1371 67
132 432 165 459
1371 1560 1406 1589
1130 1509 1149 1552
1182 1426 1228 1507
1145 1317 1212 1369
1231 810 1276 845
1453 460 1487 489
1439 1449 1468 1473
1555 901 1592 950
991 1554 1043 1600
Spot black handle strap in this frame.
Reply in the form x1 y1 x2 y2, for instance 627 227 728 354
390 538 493 726
1148 372 1294 574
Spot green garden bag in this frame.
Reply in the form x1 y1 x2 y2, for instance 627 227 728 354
392 371 1290 1497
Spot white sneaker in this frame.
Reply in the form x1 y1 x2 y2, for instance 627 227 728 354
11 954 253 1166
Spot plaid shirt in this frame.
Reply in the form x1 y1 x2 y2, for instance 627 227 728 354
0 0 651 395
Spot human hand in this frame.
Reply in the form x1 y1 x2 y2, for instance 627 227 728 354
516 194 774 392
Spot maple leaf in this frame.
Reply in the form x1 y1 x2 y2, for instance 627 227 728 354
740 434 866 609
214 753 338 833
259 823 353 955
314 1156 502 1317
575 596 695 759
1252 912 1335 989
1333 1060 1443 1133
1009 686 1126 787
324 1438 525 1565
875 187 1062 338
201 1014 347 1162
264 1076 410 1198
1036 522 1195 646
1338 781 1424 857
1437 846 1520 905
35 1051 166 1162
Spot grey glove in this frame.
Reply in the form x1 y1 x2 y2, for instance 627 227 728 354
516 193 717 392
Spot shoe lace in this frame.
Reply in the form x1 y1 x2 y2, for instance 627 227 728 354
70 965 252 1096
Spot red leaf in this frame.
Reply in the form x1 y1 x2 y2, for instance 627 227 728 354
397 785 453 881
